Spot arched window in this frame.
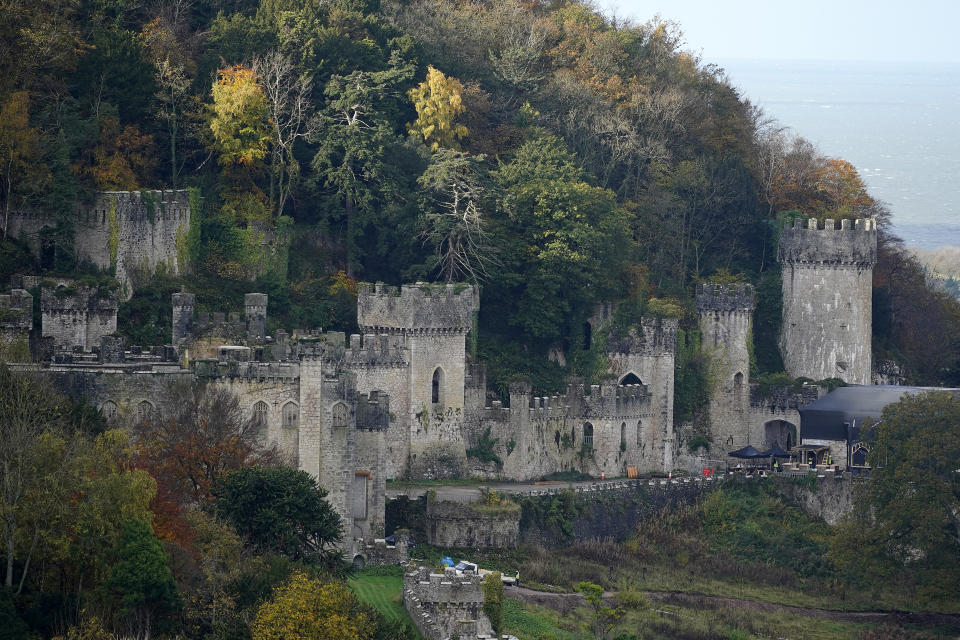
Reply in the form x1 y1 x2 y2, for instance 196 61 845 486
431 367 444 404
570 426 576 446
583 423 594 450
851 443 870 467
637 419 644 447
332 402 348 428
620 422 626 450
100 400 118 422
734 371 744 391
282 402 299 429
136 401 154 425
253 401 269 428
619 373 642 386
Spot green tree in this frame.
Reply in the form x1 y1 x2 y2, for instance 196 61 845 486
577 581 624 640
208 65 271 168
407 66 469 151
831 390 960 601
102 519 181 640
214 466 343 560
482 571 504 636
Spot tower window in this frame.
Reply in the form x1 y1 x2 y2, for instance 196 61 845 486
282 402 299 429
332 402 348 428
253 401 268 428
432 367 444 404
583 423 594 450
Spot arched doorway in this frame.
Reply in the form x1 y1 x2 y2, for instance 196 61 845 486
763 420 797 450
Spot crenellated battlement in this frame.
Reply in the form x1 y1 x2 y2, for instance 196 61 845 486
696 282 756 313
192 358 301 380
342 333 408 368
779 217 878 266
357 282 477 334
356 390 390 430
500 378 649 419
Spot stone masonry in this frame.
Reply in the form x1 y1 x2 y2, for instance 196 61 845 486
403 565 494 640
779 218 877 385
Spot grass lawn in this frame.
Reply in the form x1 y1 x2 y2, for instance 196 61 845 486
348 570 416 628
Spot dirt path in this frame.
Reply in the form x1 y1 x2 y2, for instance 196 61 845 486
505 585 960 629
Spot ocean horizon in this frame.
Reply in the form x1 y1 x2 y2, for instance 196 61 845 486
716 58 960 251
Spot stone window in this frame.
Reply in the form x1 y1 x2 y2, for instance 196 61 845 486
431 367 444 404
352 473 369 519
332 402 348 428
734 371 744 392
253 401 269 428
100 400 118 422
620 422 626 450
637 419 644 447
619 372 642 386
570 426 576 446
583 423 594 450
282 402 299 429
136 401 154 425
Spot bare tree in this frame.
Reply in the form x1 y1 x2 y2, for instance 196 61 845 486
255 51 319 218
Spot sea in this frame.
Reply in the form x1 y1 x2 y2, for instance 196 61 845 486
715 58 960 250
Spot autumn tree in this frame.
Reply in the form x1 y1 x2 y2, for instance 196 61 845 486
0 92 46 239
209 65 271 168
250 571 374 640
407 66 469 151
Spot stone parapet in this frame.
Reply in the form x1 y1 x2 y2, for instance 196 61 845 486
779 217 878 266
696 282 755 313
607 316 678 356
357 282 477 334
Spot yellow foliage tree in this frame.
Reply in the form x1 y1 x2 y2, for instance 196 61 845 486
209 66 271 167
407 66 469 151
250 571 374 640
0 91 46 239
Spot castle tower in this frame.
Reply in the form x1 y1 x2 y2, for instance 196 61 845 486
171 292 195 346
697 282 755 450
244 293 268 341
357 282 478 479
779 218 878 385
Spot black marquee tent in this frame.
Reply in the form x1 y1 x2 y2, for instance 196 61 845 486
727 444 766 459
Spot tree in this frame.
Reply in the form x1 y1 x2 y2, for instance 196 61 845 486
407 66 469 151
831 390 960 601
255 50 319 217
0 365 73 591
577 581 624 640
418 149 496 283
208 65 271 167
135 382 278 542
482 571 504 637
250 571 374 640
214 466 342 560
0 92 46 240
102 519 181 640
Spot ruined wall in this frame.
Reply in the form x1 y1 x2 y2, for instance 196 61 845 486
697 282 755 453
425 499 520 548
779 218 877 385
7 190 191 297
41 286 118 351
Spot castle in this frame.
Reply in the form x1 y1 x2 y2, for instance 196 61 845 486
0 196 882 558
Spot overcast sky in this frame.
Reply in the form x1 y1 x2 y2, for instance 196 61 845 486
600 0 960 64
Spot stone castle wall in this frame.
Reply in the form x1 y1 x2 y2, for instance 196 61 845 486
425 499 520 548
779 218 877 385
403 565 492 640
40 286 118 351
7 191 191 297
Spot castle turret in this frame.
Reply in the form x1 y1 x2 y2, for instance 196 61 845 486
357 282 478 479
244 293 268 341
697 282 755 450
172 292 195 346
779 218 877 385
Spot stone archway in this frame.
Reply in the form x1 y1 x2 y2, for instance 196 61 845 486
763 419 797 450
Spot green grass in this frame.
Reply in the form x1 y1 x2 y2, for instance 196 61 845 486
348 571 414 628
503 598 580 640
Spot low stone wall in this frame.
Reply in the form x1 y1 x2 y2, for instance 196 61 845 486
426 500 520 548
357 530 410 566
517 476 720 545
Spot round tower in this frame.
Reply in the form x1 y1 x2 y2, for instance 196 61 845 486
779 217 878 385
697 282 755 450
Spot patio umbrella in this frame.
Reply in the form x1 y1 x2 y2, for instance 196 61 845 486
761 444 792 458
728 444 766 459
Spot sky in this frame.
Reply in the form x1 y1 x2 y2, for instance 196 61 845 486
599 0 960 64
